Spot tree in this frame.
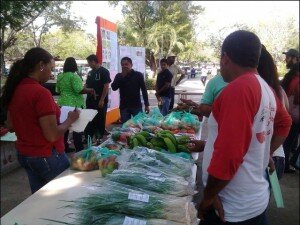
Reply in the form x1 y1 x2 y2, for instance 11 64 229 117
41 29 97 60
110 1 204 76
252 16 299 76
0 1 50 73
27 1 84 47
207 23 254 60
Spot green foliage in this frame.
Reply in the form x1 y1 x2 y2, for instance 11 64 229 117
112 1 204 69
145 78 156 90
207 23 254 60
26 1 85 47
5 29 96 61
4 30 34 60
0 1 49 31
41 30 97 60
253 17 299 64
1 1 50 73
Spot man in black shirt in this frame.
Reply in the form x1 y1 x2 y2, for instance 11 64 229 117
111 57 150 123
156 58 173 116
85 54 111 142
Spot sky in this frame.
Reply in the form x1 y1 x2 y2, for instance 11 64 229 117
71 1 299 38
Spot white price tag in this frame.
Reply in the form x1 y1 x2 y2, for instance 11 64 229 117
148 176 166 182
146 172 161 177
123 216 147 225
128 192 149 203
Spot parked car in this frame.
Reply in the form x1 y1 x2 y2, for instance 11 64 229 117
52 67 63 76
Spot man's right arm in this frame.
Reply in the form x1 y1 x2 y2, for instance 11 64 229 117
111 74 122 91
175 66 185 86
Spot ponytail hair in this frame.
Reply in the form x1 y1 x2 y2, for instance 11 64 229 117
257 45 282 99
0 47 53 109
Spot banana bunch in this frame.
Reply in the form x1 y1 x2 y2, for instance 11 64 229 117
128 130 190 154
128 131 153 149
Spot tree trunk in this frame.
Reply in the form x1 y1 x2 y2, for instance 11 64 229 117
0 27 5 75
149 51 157 78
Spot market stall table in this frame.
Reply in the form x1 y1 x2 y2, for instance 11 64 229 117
2 126 202 224
1 169 102 225
1 162 198 225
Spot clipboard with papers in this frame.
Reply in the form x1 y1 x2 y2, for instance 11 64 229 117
267 168 284 208
59 106 98 133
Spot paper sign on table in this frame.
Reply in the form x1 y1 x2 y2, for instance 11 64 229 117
60 106 98 133
268 168 284 208
128 192 149 203
123 216 147 225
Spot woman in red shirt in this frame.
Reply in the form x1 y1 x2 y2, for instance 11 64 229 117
281 61 299 173
0 47 80 193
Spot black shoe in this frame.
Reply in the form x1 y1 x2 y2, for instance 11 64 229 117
284 168 296 173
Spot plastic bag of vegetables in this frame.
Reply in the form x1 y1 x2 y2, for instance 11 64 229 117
62 180 198 225
61 213 190 225
122 112 145 128
111 127 140 144
142 107 164 126
106 168 194 196
70 149 99 171
97 148 120 177
43 213 191 225
70 137 100 171
117 147 194 179
100 139 123 151
161 111 200 133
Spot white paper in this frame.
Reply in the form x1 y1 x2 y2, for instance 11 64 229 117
70 109 98 133
60 106 75 124
60 106 98 133
123 216 147 225
128 192 149 203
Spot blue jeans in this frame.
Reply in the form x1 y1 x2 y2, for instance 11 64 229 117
199 209 268 225
272 156 285 180
159 96 171 116
120 107 143 124
17 149 70 193
283 122 299 170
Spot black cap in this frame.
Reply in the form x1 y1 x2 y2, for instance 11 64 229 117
282 49 299 58
221 30 262 68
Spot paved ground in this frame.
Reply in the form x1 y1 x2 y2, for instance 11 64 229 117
1 75 299 224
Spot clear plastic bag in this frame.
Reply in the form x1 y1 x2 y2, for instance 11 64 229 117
100 139 123 151
161 112 200 133
70 149 99 171
64 180 198 225
96 148 120 177
122 107 164 128
111 127 140 144
117 147 194 179
106 168 194 196
58 212 189 225
70 137 100 171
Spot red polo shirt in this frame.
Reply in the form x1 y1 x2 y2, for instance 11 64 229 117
8 78 64 157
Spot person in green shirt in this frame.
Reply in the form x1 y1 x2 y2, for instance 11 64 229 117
179 73 228 117
56 57 95 152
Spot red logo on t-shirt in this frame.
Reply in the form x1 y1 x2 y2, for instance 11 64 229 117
256 132 266 143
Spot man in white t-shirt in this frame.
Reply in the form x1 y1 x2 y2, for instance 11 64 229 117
190 30 292 225
167 55 185 111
